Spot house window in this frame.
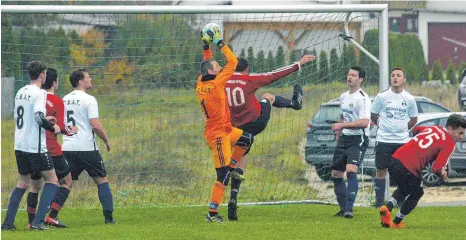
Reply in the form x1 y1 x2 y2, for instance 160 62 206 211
406 17 418 32
390 18 400 32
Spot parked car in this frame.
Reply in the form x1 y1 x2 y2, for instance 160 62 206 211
305 96 451 181
458 69 466 110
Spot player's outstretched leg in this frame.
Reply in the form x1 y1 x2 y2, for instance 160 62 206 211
270 84 303 110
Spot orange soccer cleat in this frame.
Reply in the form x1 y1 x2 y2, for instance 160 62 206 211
379 205 392 228
390 222 406 229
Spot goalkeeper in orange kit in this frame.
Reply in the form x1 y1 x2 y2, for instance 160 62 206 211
196 24 254 223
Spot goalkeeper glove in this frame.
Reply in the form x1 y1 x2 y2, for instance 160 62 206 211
200 30 211 50
206 26 223 45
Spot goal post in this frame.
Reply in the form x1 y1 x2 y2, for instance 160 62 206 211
1 4 389 208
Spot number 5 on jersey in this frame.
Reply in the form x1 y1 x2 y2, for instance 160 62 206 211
67 110 76 126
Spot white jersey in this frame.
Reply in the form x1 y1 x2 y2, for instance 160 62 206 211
62 90 100 151
340 89 371 136
14 84 48 153
372 89 418 143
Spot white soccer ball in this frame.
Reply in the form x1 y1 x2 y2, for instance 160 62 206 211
201 23 222 44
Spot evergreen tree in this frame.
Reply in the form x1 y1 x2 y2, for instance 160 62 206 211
446 59 457 85
319 50 329 83
431 60 444 82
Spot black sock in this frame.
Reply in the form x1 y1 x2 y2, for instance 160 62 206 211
98 182 114 219
272 96 292 108
49 187 70 218
230 169 244 201
393 212 405 224
27 192 39 224
209 211 218 217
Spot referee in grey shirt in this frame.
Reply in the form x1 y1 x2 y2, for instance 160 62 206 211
371 67 418 207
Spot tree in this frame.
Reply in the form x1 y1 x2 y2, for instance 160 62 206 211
309 49 318 83
446 59 457 85
266 50 275 71
458 61 466 84
256 50 265 73
247 46 255 72
329 48 339 82
340 44 356 81
240 48 246 58
276 45 285 67
319 50 329 83
431 60 444 82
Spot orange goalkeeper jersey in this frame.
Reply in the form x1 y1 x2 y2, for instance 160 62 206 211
196 45 238 140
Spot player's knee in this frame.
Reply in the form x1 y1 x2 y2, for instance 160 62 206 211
215 166 230 186
16 181 29 189
60 174 73 189
261 93 275 104
411 188 424 200
30 179 42 192
237 132 254 150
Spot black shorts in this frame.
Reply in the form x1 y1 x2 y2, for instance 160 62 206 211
64 151 107 180
15 150 54 176
237 99 272 136
388 157 423 195
31 155 71 180
331 135 369 171
375 142 404 170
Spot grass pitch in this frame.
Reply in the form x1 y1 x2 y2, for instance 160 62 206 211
2 204 465 240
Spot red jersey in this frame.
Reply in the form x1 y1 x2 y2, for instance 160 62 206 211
46 93 70 156
226 63 300 127
392 126 455 178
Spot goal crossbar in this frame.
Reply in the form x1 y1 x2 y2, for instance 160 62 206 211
1 4 387 14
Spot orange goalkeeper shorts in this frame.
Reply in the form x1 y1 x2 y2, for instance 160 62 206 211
206 127 243 168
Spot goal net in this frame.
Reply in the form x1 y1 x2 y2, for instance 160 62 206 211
1 5 387 208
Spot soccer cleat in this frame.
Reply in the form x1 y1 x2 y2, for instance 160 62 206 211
1 224 16 231
379 205 392 228
291 84 303 110
228 199 238 221
45 216 68 228
105 218 116 224
206 213 224 223
30 223 50 231
390 222 405 229
344 211 354 219
230 170 245 182
333 210 345 217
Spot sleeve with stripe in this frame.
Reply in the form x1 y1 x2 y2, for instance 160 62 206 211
249 63 299 89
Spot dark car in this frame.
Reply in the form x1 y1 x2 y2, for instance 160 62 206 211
305 96 451 181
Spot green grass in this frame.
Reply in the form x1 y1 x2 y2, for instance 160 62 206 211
2 204 466 239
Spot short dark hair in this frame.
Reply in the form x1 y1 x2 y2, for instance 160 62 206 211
350 66 366 79
200 59 214 76
43 68 58 90
391 67 406 78
69 69 87 88
26 61 47 80
446 114 466 130
235 57 249 72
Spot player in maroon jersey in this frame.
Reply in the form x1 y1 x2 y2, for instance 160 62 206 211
225 54 316 221
379 113 466 228
27 68 78 229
